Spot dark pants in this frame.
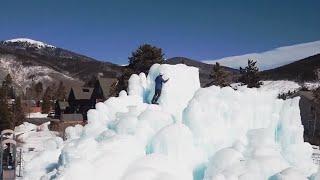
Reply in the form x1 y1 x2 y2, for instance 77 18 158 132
152 89 161 104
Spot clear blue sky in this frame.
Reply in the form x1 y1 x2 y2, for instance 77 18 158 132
1 0 319 64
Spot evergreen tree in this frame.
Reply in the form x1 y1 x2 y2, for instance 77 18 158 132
208 62 230 87
56 81 67 100
239 59 262 88
128 44 165 74
12 96 25 127
2 74 12 87
35 82 43 100
0 86 11 131
112 68 134 96
42 87 53 113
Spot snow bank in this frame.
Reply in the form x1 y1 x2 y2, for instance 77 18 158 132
26 64 317 180
15 122 63 180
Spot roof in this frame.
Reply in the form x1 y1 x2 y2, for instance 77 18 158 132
97 77 117 97
58 101 69 110
70 87 93 100
61 114 83 121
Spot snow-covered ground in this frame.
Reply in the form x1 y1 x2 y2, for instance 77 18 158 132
26 112 48 118
231 80 301 94
203 40 320 70
16 64 320 180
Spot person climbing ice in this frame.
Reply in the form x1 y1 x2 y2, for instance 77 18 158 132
151 73 169 104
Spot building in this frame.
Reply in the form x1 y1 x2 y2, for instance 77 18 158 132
91 77 117 103
54 101 70 119
294 91 320 145
67 87 95 120
22 100 42 114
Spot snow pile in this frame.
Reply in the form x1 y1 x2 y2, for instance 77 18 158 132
4 38 55 48
28 64 318 180
15 122 63 180
204 40 320 70
259 80 300 94
304 82 320 90
231 80 301 94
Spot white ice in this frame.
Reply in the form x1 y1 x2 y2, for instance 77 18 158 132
21 63 319 180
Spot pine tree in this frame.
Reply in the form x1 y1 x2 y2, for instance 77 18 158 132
35 82 43 100
239 59 262 88
2 74 12 87
112 68 134 96
12 96 25 127
208 62 230 87
42 87 53 113
128 44 165 74
0 86 11 131
56 81 67 100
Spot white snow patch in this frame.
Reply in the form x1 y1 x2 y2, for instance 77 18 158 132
203 40 320 70
5 38 55 48
26 112 48 118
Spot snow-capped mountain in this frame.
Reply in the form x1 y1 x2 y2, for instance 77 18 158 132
4 38 55 49
0 38 123 92
203 40 320 70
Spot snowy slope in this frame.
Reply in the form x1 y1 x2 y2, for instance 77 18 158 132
203 40 320 70
4 38 55 48
0 54 76 90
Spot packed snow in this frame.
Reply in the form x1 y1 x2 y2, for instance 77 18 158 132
232 80 301 95
4 38 55 48
19 64 320 180
203 40 320 70
15 122 62 179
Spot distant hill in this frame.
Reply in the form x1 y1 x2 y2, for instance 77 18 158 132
0 38 123 91
166 57 239 86
203 40 320 71
261 54 320 82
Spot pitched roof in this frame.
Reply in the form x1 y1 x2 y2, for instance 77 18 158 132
61 113 83 121
70 87 94 100
97 77 117 97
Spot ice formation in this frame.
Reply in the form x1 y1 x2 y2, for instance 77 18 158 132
25 63 318 180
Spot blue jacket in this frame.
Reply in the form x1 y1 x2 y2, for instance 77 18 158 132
155 75 168 90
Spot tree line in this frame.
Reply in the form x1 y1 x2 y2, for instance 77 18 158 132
0 74 68 131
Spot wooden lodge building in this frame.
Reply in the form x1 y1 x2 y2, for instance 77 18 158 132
91 77 117 103
51 77 117 134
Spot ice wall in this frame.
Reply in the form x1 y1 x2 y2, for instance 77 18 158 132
31 64 317 180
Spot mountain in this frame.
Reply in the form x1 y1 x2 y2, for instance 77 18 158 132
166 57 239 86
261 54 320 82
203 40 320 71
0 38 123 92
